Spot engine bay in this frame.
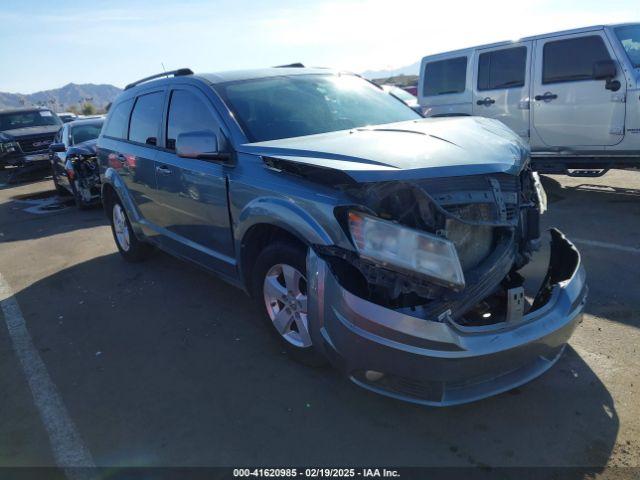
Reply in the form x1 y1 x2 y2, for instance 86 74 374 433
317 168 547 325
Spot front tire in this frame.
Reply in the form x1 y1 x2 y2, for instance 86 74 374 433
51 166 70 196
108 197 152 262
252 241 327 366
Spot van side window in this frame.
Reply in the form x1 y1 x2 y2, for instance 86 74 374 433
129 92 164 146
478 47 527 91
102 99 134 139
166 90 218 151
423 57 467 96
543 36 610 84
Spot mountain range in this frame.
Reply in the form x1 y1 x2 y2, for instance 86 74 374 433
0 63 420 112
0 83 122 112
361 61 420 80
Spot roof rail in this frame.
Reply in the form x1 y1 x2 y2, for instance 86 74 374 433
125 68 194 90
274 63 305 68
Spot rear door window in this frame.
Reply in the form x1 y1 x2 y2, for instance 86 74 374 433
166 89 218 150
423 57 467 96
542 35 611 84
128 92 165 145
102 99 134 139
478 46 527 90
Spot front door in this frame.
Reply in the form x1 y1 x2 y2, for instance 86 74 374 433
153 86 235 276
531 32 627 148
472 42 532 139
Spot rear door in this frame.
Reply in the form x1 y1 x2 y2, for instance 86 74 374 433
531 32 627 148
419 54 473 116
119 90 166 224
472 43 532 139
153 86 235 276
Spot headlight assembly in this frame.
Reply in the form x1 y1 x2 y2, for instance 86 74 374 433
0 141 18 154
348 211 465 290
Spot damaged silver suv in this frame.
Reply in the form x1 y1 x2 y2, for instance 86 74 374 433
98 67 587 406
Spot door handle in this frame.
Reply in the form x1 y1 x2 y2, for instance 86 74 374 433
155 165 172 175
476 97 495 106
534 92 558 101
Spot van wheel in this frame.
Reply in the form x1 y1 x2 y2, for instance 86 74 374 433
252 242 327 367
108 198 151 262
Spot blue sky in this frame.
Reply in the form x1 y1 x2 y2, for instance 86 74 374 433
0 0 637 93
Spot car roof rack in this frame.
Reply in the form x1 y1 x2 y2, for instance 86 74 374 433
274 63 305 68
125 68 194 90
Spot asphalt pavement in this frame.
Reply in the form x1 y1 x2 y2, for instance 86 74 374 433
0 168 638 473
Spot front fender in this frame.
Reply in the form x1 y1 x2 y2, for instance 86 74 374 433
235 196 335 248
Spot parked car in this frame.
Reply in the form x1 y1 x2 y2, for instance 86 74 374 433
0 107 62 182
57 112 78 123
418 23 640 175
402 85 418 96
49 118 103 208
98 67 586 406
381 85 421 113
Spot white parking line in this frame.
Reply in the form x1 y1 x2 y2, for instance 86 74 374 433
572 238 640 254
0 272 95 478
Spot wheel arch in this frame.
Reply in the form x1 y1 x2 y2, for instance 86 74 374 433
239 222 310 296
101 169 144 236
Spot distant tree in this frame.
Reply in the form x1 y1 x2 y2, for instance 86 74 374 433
68 105 79 114
81 102 96 116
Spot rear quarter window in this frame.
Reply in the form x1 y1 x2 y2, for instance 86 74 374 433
423 57 467 96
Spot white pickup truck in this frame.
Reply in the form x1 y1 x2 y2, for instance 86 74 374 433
418 23 640 176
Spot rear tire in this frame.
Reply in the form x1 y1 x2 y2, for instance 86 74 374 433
252 241 327 367
108 196 152 262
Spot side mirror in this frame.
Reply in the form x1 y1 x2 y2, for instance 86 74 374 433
593 60 617 80
175 130 230 161
50 142 66 153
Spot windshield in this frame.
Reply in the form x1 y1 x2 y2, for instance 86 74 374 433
390 87 417 103
216 74 421 142
0 110 62 131
71 122 103 145
615 25 640 68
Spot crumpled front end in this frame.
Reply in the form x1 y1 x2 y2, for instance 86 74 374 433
307 229 587 406
305 164 586 405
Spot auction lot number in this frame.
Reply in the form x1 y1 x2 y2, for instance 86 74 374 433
233 468 400 478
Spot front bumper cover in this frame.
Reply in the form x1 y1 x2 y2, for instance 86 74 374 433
1 151 50 167
307 229 587 406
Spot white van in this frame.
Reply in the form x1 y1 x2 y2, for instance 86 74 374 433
418 23 640 175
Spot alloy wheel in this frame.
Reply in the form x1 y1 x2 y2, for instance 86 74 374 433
112 203 131 252
263 263 311 348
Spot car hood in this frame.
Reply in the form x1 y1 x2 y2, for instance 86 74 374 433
67 138 97 156
239 116 529 182
0 125 60 141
